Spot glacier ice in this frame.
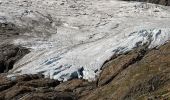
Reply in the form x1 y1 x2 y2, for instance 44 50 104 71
1 0 170 81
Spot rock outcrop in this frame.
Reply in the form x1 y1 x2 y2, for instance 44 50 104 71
83 41 170 100
0 22 30 73
0 74 77 100
0 44 30 73
124 0 170 6
55 79 96 98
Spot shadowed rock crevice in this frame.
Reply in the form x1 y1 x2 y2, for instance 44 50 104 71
0 44 30 73
0 21 30 73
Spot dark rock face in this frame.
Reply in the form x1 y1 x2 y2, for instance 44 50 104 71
123 0 170 6
0 22 30 73
0 44 30 73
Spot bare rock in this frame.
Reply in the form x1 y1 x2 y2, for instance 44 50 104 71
124 0 170 6
55 79 86 92
23 92 77 100
55 79 96 98
0 44 30 73
0 74 72 100
17 78 60 88
83 42 170 100
98 51 139 86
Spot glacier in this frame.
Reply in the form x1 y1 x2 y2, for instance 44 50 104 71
1 0 170 81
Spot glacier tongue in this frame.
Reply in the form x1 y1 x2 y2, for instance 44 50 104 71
1 0 170 81
11 29 170 81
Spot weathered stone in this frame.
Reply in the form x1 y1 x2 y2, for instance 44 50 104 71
0 74 77 100
17 78 60 88
98 52 139 86
23 92 77 100
55 79 96 98
55 79 87 92
0 44 30 73
83 43 170 100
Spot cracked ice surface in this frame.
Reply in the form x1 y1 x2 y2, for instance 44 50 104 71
1 0 170 81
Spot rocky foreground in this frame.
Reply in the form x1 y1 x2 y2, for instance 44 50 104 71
0 41 170 100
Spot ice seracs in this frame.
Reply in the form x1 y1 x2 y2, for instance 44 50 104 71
1 0 170 81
